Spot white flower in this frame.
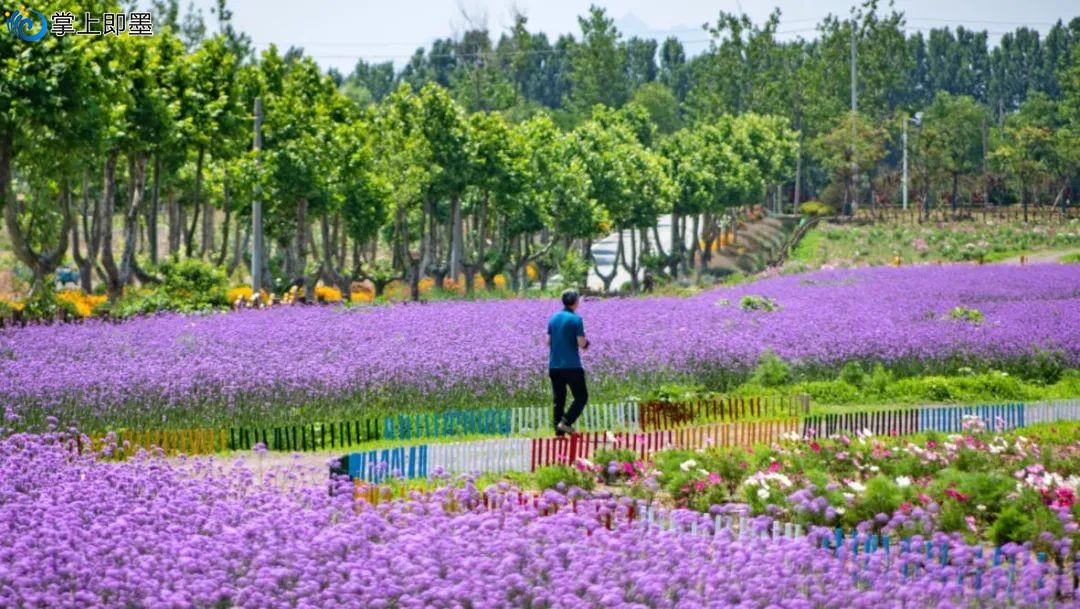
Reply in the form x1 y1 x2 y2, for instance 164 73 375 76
698 469 710 477
835 506 846 515
842 492 855 502
976 504 987 512
895 476 912 488
847 481 866 493
757 488 770 500
679 459 697 472
868 465 880 473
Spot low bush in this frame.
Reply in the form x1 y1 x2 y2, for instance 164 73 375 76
799 201 833 216
751 350 790 387
535 464 595 492
739 295 777 312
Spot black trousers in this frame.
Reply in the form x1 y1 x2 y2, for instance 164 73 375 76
549 368 588 429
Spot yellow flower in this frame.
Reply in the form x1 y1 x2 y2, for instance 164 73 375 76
493 274 507 289
314 285 343 303
56 290 106 318
227 286 254 304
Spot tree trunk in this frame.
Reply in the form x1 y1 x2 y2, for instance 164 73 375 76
793 138 802 213
167 189 180 258
691 214 702 279
951 171 959 215
118 154 148 288
72 168 96 292
229 221 246 276
214 172 231 268
592 226 624 293
619 227 639 292
98 152 124 300
148 153 161 265
449 193 464 283
197 148 212 257
184 196 200 258
1 135 74 294
320 211 349 296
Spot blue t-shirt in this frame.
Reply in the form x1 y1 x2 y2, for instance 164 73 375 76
548 309 585 369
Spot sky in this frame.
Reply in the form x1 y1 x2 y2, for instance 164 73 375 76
184 0 1079 74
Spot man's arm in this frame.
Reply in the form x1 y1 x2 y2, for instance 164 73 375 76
576 318 588 350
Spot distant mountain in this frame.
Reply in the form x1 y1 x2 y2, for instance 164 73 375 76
612 12 713 57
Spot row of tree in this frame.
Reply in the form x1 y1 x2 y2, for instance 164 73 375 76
1 0 1079 301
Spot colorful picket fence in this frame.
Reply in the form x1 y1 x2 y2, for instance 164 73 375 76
87 428 228 456
670 419 802 450
639 395 810 432
228 418 384 451
801 403 1026 438
333 445 428 484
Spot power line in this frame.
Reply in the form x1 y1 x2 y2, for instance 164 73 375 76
245 15 1067 62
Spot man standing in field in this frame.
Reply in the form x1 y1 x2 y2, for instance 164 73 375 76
546 289 589 436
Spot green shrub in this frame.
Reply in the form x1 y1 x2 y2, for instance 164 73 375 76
799 201 833 216
751 350 790 387
1022 349 1067 385
106 290 174 318
938 499 969 534
593 448 638 467
20 287 78 320
158 258 229 312
948 307 984 324
740 295 777 312
794 380 861 404
1061 252 1080 263
851 476 903 526
838 361 866 388
868 364 892 395
647 382 706 402
990 505 1033 546
535 465 595 492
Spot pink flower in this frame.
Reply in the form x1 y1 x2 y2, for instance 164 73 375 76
767 461 781 473
708 472 722 485
810 441 821 454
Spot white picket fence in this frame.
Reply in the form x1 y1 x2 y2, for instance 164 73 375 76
1023 398 1080 425
509 401 639 434
426 437 532 474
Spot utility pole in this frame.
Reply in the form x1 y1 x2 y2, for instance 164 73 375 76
251 97 265 296
849 21 857 216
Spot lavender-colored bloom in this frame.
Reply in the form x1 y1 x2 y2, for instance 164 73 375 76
1 265 1076 428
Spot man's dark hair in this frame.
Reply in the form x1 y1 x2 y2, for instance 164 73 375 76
561 289 580 308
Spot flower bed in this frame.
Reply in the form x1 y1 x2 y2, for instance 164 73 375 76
0 264 1076 430
640 420 1080 554
0 431 1074 608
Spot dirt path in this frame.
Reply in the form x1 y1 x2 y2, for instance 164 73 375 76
996 249 1079 265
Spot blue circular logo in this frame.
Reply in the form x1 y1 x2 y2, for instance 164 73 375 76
6 7 49 42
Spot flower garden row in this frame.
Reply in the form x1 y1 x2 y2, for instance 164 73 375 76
1 264 1076 431
4 425 1080 608
76 394 806 457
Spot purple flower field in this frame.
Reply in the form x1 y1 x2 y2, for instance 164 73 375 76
0 264 1077 428
0 432 1070 609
